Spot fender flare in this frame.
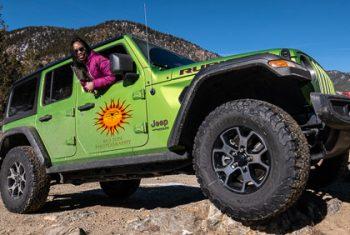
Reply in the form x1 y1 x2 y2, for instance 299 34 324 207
168 53 311 149
0 126 51 167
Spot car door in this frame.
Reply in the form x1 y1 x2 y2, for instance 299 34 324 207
75 41 148 157
35 61 77 161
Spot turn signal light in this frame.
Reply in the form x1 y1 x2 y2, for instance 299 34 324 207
339 91 350 98
268 60 296 68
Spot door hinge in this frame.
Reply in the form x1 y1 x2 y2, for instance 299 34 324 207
134 122 148 134
66 108 75 117
66 136 76 146
132 89 146 100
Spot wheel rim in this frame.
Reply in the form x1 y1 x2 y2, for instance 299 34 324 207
7 161 26 198
212 126 271 194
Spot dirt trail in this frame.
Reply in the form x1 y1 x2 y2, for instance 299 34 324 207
1 174 350 234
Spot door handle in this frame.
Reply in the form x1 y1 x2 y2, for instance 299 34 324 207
78 103 95 111
39 115 52 122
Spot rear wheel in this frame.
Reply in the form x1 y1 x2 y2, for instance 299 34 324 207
193 99 310 222
0 146 50 213
100 179 140 199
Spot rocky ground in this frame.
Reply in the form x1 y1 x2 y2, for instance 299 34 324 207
1 174 350 235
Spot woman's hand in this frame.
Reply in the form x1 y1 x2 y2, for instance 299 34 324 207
84 82 94 92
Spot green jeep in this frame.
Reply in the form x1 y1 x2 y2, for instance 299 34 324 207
1 35 350 222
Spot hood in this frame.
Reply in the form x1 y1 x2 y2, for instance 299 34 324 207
170 48 286 79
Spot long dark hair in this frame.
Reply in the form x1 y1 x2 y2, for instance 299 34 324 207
70 36 92 67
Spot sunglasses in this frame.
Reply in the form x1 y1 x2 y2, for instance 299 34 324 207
74 47 86 54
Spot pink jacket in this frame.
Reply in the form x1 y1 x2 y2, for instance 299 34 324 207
82 51 116 90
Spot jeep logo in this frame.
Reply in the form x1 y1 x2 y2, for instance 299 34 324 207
151 119 169 131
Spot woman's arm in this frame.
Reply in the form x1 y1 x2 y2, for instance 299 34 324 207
93 55 116 90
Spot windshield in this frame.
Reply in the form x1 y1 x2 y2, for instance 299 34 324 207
133 37 194 70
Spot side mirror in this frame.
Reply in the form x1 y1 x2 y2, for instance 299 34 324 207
109 53 134 75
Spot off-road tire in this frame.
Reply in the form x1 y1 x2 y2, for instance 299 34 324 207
0 146 50 213
308 152 349 188
100 179 140 199
193 99 310 222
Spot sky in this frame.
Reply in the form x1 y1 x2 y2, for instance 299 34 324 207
1 0 350 72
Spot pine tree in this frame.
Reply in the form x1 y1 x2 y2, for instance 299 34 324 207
0 6 5 51
0 6 23 119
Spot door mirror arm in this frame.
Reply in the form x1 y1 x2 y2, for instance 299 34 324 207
123 73 139 87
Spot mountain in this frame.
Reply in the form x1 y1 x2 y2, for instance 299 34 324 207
4 20 218 76
327 70 350 91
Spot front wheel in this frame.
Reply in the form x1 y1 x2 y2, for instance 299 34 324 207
193 99 310 222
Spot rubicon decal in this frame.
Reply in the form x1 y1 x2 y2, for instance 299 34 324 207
95 99 132 135
179 61 224 75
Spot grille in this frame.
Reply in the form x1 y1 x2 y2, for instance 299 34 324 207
310 61 336 95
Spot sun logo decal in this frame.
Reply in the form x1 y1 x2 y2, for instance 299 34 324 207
95 99 132 135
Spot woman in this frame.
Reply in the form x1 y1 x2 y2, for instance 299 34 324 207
70 37 116 92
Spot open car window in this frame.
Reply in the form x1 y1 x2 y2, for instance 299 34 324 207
98 43 136 81
99 44 128 57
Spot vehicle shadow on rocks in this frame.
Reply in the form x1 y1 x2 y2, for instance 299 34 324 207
250 177 350 234
40 179 350 234
42 185 206 213
246 190 328 234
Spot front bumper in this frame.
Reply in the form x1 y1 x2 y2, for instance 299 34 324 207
310 92 350 159
310 92 350 130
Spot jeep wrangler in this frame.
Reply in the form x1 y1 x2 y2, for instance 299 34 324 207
1 35 349 222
